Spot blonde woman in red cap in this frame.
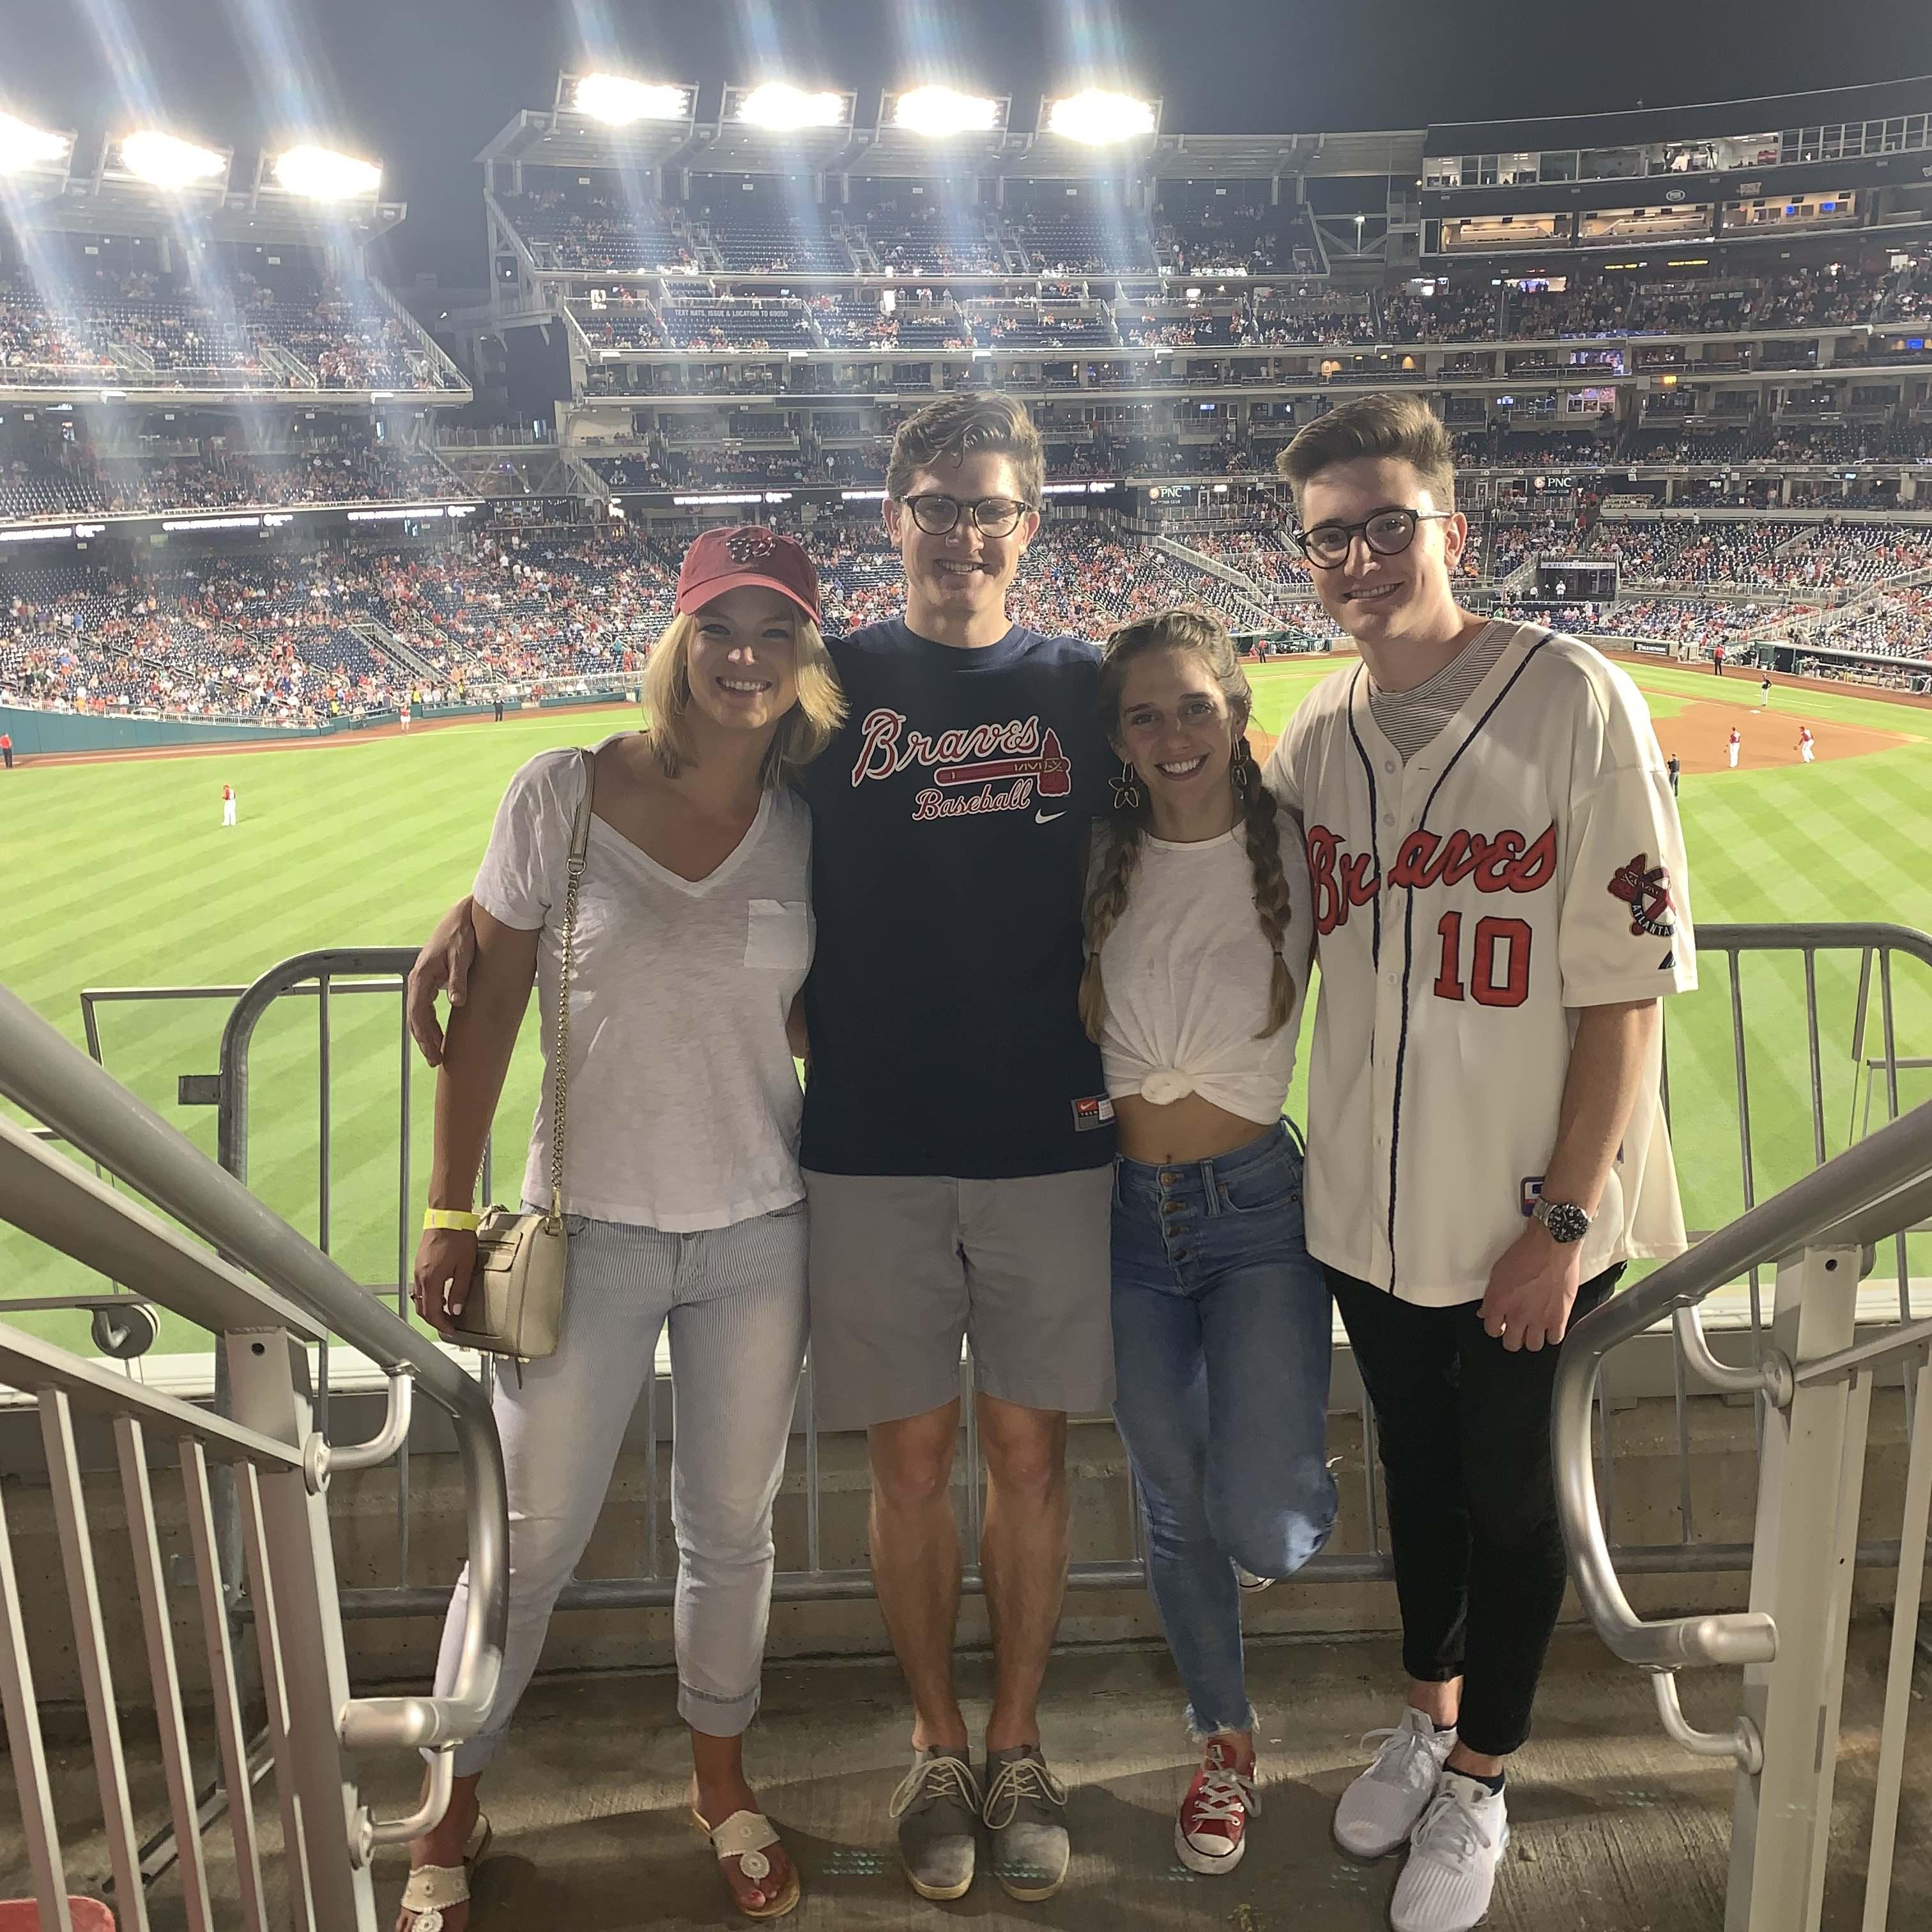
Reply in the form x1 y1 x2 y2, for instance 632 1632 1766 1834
401 526 844 1926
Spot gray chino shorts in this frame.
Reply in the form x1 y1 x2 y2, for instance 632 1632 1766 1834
802 1167 1114 1430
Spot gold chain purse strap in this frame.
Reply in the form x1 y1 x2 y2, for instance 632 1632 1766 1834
544 747 597 1227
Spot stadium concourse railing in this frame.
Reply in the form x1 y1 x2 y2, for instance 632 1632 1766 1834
137 923 1924 1623
1556 1096 1932 1932
0 984 507 1931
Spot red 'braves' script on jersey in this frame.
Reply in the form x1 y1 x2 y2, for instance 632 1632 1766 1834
851 706 1072 818
1307 821 1558 936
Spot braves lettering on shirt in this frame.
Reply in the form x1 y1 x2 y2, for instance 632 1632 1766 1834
1263 624 1698 1307
852 707 1073 820
1308 822 1558 932
799 617 1114 1179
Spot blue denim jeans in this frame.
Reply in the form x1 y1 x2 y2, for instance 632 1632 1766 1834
1110 1123 1337 1736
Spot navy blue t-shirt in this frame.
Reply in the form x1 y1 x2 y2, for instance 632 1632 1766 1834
798 617 1115 1177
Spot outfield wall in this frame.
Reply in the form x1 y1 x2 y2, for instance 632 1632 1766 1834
0 688 633 758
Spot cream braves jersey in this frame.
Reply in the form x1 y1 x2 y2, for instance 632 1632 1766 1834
1264 624 1696 1305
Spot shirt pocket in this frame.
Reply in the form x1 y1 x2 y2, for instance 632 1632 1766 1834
744 899 814 971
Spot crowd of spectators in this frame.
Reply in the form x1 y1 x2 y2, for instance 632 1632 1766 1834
12 489 1932 722
496 191 694 274
1594 517 1932 590
1805 585 1932 661
1758 266 1889 330
0 272 450 393
0 441 462 522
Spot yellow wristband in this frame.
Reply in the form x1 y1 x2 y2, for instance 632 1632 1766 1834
423 1208 481 1232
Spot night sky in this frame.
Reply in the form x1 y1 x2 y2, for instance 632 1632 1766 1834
6 0 1931 285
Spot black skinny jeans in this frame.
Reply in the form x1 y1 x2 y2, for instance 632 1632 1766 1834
1328 1263 1621 1758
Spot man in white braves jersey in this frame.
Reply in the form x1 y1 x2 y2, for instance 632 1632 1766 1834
1799 724 1816 763
1264 395 1694 1932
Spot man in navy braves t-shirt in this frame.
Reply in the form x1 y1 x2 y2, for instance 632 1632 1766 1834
799 617 1111 1176
799 396 1108 1903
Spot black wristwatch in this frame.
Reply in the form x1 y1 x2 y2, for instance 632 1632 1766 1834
1531 1197 1592 1245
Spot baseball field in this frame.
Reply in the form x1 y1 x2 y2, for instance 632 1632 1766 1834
5 652 1931 1355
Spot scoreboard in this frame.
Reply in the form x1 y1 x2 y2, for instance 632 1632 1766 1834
1535 558 1619 602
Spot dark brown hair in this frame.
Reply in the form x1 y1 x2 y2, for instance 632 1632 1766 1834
1276 393 1457 517
885 391 1045 509
1080 608 1297 1043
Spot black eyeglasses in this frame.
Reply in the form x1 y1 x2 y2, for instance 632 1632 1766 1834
900 493 1034 537
1293 507 1454 569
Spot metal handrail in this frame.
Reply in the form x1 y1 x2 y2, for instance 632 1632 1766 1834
1556 1096 1932 1671
0 981 506 1759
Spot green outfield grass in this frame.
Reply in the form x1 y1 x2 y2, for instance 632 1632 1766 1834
6 654 1931 1354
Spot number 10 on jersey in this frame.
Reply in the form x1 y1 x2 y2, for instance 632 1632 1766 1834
1432 911 1532 1008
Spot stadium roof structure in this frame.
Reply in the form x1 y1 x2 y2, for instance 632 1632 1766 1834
5 141 408 249
1425 73 1932 163
477 89 1422 183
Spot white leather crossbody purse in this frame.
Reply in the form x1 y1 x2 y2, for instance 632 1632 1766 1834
452 748 595 1360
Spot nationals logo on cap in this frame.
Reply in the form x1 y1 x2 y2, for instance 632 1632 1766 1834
676 525 822 625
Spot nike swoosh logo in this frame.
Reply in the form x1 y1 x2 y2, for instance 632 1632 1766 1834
1035 809 1067 824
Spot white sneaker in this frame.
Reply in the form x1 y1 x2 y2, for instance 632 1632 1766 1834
1390 1771 1510 1932
1331 1706 1457 1860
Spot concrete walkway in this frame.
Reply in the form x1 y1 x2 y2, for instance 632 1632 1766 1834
351 1621 1922 1932
6 1621 1924 1929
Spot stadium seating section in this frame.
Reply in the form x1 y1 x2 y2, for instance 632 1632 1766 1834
0 442 463 521
0 270 456 394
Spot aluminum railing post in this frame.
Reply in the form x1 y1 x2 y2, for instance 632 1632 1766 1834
226 1329 379 1930
1725 1243 1868 1932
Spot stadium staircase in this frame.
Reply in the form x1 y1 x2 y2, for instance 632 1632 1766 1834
348 614 438 688
102 341 155 385
1154 533 1273 607
253 339 318 391
1781 563 1932 640
1495 554 1542 594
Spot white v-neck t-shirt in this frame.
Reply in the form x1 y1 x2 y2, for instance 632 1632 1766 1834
473 739 814 1231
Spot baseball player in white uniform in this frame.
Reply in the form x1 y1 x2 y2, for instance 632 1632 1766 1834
1798 724 1816 763
221 783 237 827
1266 397 1695 1932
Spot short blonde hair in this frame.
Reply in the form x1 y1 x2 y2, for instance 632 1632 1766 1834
641 608 845 787
1277 394 1457 517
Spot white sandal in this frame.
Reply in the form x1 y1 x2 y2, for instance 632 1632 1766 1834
399 1816 493 1930
691 1802 801 1921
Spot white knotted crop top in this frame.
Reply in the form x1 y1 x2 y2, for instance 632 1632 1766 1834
1089 815 1315 1124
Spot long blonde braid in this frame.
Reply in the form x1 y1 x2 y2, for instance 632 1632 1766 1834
1079 809 1146 1043
1080 608 1298 1041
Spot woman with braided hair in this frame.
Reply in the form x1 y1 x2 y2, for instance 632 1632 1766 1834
1082 608 1335 1878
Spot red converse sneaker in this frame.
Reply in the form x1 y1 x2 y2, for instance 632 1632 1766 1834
1174 1738 1258 1874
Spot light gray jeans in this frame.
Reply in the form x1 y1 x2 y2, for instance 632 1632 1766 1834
434 1201 809 1774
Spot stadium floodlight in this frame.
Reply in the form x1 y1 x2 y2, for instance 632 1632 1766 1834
1045 89 1156 144
736 82 845 132
118 130 227 188
0 110 68 174
272 144 381 201
574 73 693 125
893 86 1000 138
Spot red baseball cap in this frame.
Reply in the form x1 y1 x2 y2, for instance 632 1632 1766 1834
675 525 821 627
